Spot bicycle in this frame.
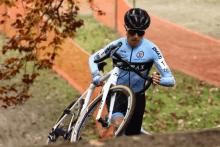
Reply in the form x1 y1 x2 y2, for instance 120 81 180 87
46 42 154 144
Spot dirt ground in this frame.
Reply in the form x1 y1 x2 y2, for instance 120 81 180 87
0 103 49 147
1 0 220 147
43 129 220 147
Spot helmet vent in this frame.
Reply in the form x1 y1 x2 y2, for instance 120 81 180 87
124 8 151 30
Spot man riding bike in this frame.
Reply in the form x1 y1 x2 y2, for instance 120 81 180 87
89 8 175 136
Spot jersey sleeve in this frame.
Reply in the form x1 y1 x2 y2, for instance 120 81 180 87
89 49 105 77
151 46 176 87
89 40 119 77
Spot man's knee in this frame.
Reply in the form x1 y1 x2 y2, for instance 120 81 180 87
112 116 124 126
111 112 124 127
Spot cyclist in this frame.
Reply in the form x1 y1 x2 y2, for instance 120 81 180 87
89 8 175 136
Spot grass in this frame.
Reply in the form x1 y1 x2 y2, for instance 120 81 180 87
73 14 122 74
74 15 122 54
142 66 220 134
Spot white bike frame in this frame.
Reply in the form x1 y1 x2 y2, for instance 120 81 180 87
81 65 120 125
52 65 119 132
52 60 151 135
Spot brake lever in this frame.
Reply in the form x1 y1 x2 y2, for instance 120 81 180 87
110 42 122 57
151 84 155 91
110 47 119 57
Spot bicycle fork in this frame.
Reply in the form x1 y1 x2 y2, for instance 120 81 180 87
96 67 119 127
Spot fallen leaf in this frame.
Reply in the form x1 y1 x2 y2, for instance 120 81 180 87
196 119 201 123
199 81 206 86
54 109 59 112
178 119 184 124
187 85 193 90
132 136 140 140
32 121 36 125
163 87 169 92
187 121 192 125
209 88 219 94
172 96 176 100
215 120 220 123
172 85 178 91
46 96 52 100
188 110 192 115
212 125 220 128
208 96 213 104
89 140 104 146
213 102 218 106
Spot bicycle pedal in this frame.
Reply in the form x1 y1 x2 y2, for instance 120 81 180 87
98 118 109 127
48 133 56 142
78 136 82 140
64 132 71 140
54 127 66 137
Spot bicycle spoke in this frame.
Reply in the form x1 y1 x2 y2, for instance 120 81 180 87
71 85 135 142
46 99 82 144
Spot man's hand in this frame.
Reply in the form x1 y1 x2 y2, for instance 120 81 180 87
151 72 161 85
92 75 105 87
96 82 105 87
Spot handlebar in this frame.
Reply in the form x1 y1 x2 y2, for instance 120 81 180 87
94 42 153 94
114 52 153 95
94 42 122 63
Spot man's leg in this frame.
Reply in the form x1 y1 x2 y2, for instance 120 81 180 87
124 93 146 136
106 92 127 136
111 113 124 134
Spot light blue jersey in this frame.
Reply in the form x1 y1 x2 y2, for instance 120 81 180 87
89 37 175 93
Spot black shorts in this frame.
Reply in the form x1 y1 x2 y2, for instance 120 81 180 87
106 92 146 135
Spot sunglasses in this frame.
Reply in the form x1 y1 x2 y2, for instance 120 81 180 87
128 30 145 36
125 25 146 36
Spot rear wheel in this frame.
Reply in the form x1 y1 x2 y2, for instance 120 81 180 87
70 85 135 142
46 98 83 144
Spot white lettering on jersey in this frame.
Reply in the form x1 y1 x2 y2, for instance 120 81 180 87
158 58 168 69
98 49 106 58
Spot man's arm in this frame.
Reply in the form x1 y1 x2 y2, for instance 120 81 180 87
89 49 105 77
151 46 175 87
89 43 114 86
89 39 120 76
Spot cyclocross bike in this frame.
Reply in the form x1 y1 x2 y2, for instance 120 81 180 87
46 42 154 144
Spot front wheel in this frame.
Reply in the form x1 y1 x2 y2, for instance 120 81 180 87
46 98 83 144
70 85 135 142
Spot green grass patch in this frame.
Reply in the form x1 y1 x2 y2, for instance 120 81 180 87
74 15 121 53
74 14 122 74
143 66 220 134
